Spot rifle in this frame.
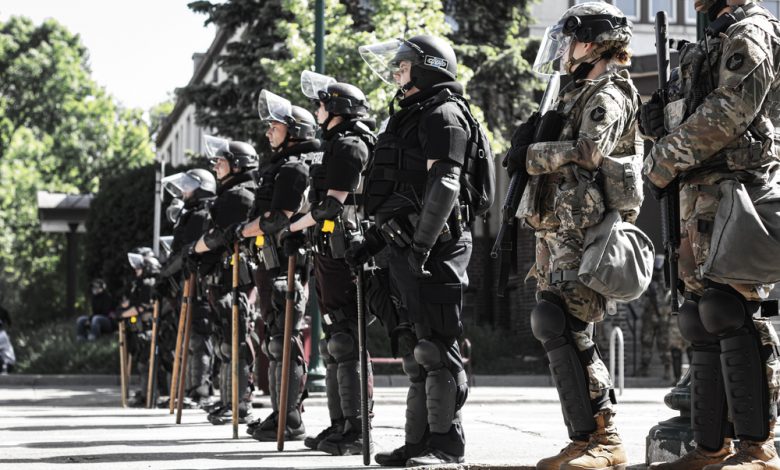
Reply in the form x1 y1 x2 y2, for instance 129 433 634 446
231 241 240 439
277 254 297 451
146 299 161 408
492 72 561 295
655 11 682 314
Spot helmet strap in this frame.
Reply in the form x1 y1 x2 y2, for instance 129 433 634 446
566 42 605 79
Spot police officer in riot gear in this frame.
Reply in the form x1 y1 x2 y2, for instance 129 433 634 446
352 34 474 466
285 71 376 455
159 169 217 406
123 247 164 407
240 90 317 442
188 136 257 425
504 3 639 469
642 0 780 468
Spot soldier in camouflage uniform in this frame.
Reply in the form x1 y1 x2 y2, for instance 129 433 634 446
504 3 642 469
638 255 674 380
642 1 780 468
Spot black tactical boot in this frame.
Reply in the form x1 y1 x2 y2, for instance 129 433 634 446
318 417 372 456
207 402 252 425
251 410 305 442
305 418 344 450
375 441 427 467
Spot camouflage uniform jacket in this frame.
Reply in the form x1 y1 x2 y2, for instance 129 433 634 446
644 2 780 299
644 2 780 189
518 69 643 232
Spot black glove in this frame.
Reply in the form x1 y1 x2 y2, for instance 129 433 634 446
407 243 432 279
182 242 200 275
639 91 666 139
645 178 668 200
223 223 244 246
279 228 306 257
390 322 417 358
345 226 386 269
502 144 529 178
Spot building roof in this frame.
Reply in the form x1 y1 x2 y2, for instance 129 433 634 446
155 26 232 148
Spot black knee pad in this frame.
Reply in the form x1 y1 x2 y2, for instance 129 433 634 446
414 339 444 371
327 332 356 362
318 338 335 364
531 299 567 345
679 300 720 345
699 288 748 337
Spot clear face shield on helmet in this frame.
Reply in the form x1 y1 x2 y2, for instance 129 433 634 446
533 24 573 77
165 198 184 224
257 89 293 124
203 135 230 165
127 253 145 270
301 70 336 102
162 172 201 199
359 38 420 86
159 235 174 260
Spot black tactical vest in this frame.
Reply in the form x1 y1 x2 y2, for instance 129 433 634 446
253 140 320 216
311 122 375 205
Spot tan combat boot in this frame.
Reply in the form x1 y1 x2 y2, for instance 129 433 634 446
536 439 589 470
562 411 628 470
649 440 735 470
702 425 780 470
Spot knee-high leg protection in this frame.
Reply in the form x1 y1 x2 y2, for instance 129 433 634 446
402 352 428 445
328 332 360 418
531 299 596 437
414 339 457 434
320 338 342 421
700 288 768 442
269 334 305 428
678 299 731 450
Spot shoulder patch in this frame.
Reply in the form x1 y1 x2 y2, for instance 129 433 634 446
726 52 745 71
590 106 607 122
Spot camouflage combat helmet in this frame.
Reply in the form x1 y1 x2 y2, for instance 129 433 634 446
557 2 633 46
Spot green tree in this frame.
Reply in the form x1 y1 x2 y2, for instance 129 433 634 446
0 16 155 327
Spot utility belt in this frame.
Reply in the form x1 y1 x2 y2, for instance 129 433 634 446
309 215 359 259
378 205 466 249
125 310 153 334
251 233 308 272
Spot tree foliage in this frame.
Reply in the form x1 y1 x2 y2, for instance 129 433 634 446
0 16 155 327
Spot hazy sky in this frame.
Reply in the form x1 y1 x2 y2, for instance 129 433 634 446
0 1 217 112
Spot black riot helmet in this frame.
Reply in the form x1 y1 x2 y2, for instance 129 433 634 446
257 89 317 144
186 168 217 197
300 71 369 118
360 35 457 91
203 135 259 172
289 106 318 140
162 168 217 201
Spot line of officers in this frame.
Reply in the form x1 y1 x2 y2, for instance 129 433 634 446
116 0 780 467
123 34 478 467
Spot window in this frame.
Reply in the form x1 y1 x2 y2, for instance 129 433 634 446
614 0 640 20
648 0 676 23
684 0 698 24
764 0 780 18
574 0 639 21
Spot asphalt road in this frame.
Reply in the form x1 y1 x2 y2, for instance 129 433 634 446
0 383 670 469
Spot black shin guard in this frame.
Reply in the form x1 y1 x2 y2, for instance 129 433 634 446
691 347 730 450
721 330 769 441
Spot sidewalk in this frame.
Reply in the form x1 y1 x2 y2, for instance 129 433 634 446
0 382 666 469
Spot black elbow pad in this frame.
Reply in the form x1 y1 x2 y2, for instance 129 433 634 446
413 161 461 249
311 196 345 222
258 210 290 236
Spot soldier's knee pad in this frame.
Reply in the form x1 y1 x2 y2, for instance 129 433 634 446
414 339 444 371
402 353 425 382
700 288 748 337
318 338 334 363
531 299 567 345
268 335 284 361
327 332 356 362
678 300 719 345
220 342 231 358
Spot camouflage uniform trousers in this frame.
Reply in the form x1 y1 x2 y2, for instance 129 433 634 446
640 307 672 368
679 183 780 410
533 228 614 406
